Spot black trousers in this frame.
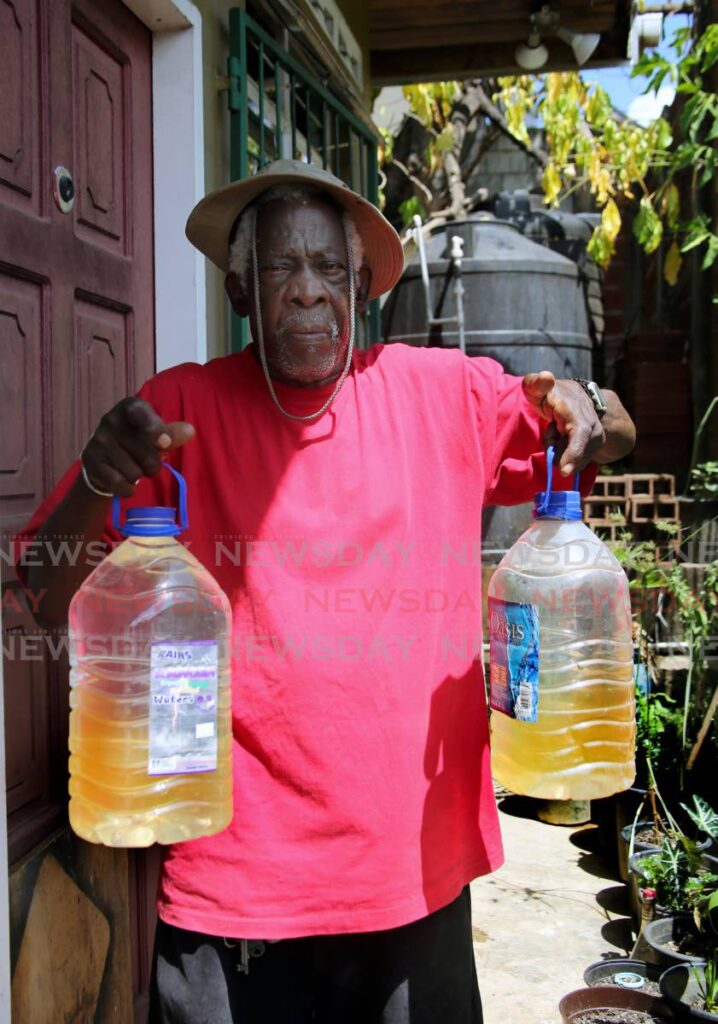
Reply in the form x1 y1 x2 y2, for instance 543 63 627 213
149 886 483 1024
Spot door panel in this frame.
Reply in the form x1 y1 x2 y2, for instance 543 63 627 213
75 300 132 441
1 0 154 862
0 273 45 507
0 0 42 212
72 22 127 250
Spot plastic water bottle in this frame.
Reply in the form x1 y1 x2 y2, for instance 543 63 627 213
68 465 233 846
488 447 635 801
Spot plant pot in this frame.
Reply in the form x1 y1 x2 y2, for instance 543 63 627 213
620 821 663 884
643 916 709 969
703 853 718 875
584 958 663 995
628 843 716 929
559 984 673 1022
629 852 675 929
660 962 718 1021
615 788 650 870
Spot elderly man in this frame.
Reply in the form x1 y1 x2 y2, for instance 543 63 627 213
20 160 635 1023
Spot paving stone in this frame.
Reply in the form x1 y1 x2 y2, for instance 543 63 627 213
471 799 630 1023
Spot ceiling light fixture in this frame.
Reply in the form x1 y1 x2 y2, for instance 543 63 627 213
556 25 601 66
515 22 549 70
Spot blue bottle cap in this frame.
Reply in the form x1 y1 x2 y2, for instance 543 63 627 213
533 445 583 521
112 463 188 538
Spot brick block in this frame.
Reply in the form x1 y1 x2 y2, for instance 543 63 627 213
630 495 680 524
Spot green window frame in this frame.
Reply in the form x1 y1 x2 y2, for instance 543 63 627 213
227 7 381 351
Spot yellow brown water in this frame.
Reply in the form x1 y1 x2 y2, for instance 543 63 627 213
68 533 233 846
488 517 635 801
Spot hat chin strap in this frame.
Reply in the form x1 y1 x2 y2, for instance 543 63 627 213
251 221 355 422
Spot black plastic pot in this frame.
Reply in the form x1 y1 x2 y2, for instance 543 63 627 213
660 962 718 1021
583 958 663 991
643 915 707 968
613 787 650 872
559 984 673 1022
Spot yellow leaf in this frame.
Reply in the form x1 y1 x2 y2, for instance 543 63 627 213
542 163 562 207
661 183 681 229
602 199 622 243
664 241 682 286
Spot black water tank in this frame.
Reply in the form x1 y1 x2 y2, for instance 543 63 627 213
382 217 591 379
382 217 593 560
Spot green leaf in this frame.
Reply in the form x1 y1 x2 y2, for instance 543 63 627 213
680 795 718 838
435 126 455 153
654 117 673 151
661 183 681 228
702 235 718 271
633 197 663 255
398 196 426 228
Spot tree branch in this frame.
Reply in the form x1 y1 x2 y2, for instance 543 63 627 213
387 157 434 206
471 82 549 169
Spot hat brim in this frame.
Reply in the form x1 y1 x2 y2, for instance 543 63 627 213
185 168 404 301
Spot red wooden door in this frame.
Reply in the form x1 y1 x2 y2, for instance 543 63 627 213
0 0 156 1010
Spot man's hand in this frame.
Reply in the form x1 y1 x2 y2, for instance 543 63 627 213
81 397 196 497
522 371 635 477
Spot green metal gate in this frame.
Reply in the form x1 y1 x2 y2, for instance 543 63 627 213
227 8 381 351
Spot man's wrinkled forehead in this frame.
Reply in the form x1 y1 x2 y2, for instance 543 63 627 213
229 185 342 246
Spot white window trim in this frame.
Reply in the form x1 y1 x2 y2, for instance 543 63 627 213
123 0 208 371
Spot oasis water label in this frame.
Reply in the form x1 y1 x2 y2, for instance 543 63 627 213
488 597 539 722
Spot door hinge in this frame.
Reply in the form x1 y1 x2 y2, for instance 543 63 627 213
222 56 241 113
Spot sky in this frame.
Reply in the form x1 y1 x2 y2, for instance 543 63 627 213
586 10 692 125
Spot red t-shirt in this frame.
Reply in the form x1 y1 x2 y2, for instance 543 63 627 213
16 343 595 939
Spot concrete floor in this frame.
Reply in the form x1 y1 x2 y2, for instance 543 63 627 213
471 795 633 1024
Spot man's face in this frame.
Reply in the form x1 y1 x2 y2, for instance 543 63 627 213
226 196 370 387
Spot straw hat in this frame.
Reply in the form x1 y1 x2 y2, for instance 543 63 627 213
185 159 404 301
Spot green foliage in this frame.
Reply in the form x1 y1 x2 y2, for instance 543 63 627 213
682 795 718 839
492 23 718 284
692 954 718 1013
690 461 718 498
398 196 427 228
636 689 683 777
634 196 664 254
685 872 718 937
638 830 709 910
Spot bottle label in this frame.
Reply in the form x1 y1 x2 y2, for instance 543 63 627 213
148 641 219 775
488 597 539 722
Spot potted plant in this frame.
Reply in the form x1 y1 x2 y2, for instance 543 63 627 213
643 878 718 970
629 803 718 925
643 914 710 969
660 957 718 1020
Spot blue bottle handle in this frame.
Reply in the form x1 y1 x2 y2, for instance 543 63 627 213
537 445 581 516
112 462 188 533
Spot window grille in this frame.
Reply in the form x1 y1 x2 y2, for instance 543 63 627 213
227 8 381 351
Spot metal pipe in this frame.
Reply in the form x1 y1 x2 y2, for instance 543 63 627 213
640 3 693 12
450 235 466 355
412 215 468 347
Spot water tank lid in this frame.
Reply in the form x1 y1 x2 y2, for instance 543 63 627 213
533 445 582 520
120 507 182 537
